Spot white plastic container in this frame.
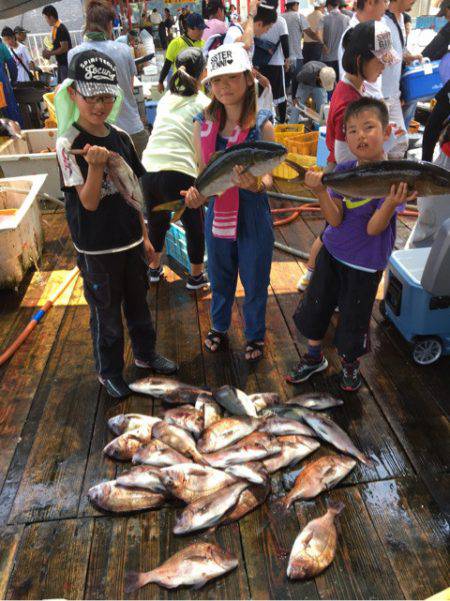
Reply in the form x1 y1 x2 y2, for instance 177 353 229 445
0 129 60 199
0 174 46 289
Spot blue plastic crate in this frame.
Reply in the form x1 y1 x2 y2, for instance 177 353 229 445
166 221 208 272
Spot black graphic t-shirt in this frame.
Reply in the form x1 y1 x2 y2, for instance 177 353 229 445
57 123 145 253
53 23 72 67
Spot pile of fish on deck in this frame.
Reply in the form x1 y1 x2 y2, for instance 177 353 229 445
88 378 373 593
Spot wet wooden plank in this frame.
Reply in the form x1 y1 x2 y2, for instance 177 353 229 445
8 278 98 523
0 524 24 599
85 511 250 600
361 476 450 599
293 487 405 600
5 518 93 600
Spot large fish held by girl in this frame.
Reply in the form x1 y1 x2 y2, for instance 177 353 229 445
147 141 288 216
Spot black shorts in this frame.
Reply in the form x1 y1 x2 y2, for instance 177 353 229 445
293 246 382 362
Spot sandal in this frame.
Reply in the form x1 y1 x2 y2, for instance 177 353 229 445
245 340 265 363
204 330 228 353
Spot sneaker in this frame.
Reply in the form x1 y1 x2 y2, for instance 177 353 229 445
135 353 179 375
148 266 163 283
297 269 313 292
186 272 210 290
98 375 131 399
285 354 328 384
339 361 362 392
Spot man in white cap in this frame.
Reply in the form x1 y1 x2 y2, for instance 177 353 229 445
304 0 326 63
290 60 335 122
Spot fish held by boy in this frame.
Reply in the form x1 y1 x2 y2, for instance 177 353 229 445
68 148 145 212
88 480 165 513
287 501 344 579
302 412 373 466
280 455 356 509
282 159 450 198
124 543 238 592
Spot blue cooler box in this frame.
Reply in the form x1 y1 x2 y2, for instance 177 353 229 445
400 59 443 102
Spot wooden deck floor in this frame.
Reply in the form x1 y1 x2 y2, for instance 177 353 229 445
0 210 449 600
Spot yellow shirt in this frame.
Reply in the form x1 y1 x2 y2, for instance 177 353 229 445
165 36 205 67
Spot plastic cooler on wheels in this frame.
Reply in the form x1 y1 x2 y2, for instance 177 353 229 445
382 219 450 365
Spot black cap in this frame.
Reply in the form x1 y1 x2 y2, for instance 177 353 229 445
259 0 278 9
68 50 120 97
13 26 29 34
437 0 450 16
185 12 208 29
175 47 206 79
1 27 15 37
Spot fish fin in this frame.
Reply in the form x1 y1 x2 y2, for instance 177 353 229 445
302 531 314 548
284 159 308 179
360 454 376 467
124 570 153 593
209 150 225 163
326 500 345 516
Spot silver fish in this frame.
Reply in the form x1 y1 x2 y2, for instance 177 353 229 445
204 438 281 469
88 480 165 513
249 392 281 413
116 466 166 493
196 141 288 198
285 393 344 410
259 416 316 437
213 385 258 417
281 455 356 509
287 501 344 579
152 421 206 464
129 376 211 403
173 480 249 534
302 412 373 465
107 414 161 436
164 405 203 439
124 543 238 592
161 463 238 502
225 461 269 485
106 151 145 212
197 416 261 453
103 425 153 461
263 435 320 474
132 439 190 467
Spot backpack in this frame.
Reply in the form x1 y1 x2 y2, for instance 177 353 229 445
253 37 280 68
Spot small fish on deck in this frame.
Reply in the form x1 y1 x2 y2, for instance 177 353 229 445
88 480 165 513
287 501 345 579
285 393 343 410
129 376 211 403
107 414 161 436
161 463 238 503
213 385 258 417
124 543 238 592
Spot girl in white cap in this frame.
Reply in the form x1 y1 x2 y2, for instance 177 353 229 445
182 43 275 362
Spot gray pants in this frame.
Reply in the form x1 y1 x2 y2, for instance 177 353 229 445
130 129 150 161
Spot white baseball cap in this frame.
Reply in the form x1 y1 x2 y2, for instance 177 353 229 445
319 66 336 91
202 43 252 84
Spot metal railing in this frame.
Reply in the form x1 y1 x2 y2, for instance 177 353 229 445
26 29 84 65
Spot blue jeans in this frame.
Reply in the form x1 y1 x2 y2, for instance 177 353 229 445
205 193 274 342
289 84 327 123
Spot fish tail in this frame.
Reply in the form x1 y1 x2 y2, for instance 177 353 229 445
327 499 345 515
277 494 292 512
284 159 307 179
124 570 154 593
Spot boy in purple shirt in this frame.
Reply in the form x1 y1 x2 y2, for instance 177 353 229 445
286 97 417 391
